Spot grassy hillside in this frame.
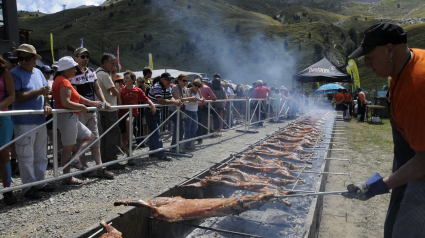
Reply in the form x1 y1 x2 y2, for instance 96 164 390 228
17 0 425 90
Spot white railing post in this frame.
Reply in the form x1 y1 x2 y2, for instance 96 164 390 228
53 111 59 178
207 101 211 134
128 110 133 157
176 107 181 154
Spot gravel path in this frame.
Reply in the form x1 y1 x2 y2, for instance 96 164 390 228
0 118 297 237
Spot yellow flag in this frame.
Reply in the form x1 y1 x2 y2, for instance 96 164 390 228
348 59 360 89
316 82 320 89
149 53 153 70
50 33 55 62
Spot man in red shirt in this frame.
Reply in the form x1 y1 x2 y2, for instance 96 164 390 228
254 80 271 125
343 22 425 237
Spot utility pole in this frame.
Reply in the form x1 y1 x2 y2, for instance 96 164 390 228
63 5 66 11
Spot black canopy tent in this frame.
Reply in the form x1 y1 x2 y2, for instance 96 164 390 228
292 58 352 90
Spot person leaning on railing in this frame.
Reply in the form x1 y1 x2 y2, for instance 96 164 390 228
70 47 114 179
146 73 182 161
11 44 56 199
184 78 205 150
211 74 225 132
119 70 156 166
52 56 98 185
195 76 216 144
0 55 17 205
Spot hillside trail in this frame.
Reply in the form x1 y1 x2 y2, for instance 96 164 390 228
318 119 393 238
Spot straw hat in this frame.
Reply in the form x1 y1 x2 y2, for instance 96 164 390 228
192 78 204 88
114 74 123 82
12 44 42 60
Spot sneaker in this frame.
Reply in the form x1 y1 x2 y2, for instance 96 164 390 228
197 140 203 145
127 159 136 166
3 191 18 205
37 184 56 193
24 187 43 199
185 145 195 150
158 156 172 161
106 163 126 170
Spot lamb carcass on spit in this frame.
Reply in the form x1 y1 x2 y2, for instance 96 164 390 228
233 154 311 170
182 179 294 206
99 220 122 238
225 163 305 183
246 147 314 164
210 168 300 185
114 192 289 222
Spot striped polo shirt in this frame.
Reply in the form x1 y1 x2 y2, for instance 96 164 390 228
148 82 172 106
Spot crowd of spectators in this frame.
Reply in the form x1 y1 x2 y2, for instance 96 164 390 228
0 43 300 205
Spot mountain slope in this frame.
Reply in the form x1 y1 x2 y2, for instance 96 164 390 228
17 0 425 89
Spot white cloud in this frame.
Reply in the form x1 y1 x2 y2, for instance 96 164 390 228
17 0 104 14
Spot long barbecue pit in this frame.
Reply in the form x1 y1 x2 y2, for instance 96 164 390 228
75 110 347 238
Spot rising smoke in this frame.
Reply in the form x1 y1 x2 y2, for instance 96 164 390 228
149 1 297 88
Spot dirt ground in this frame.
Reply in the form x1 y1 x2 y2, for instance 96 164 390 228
318 118 394 238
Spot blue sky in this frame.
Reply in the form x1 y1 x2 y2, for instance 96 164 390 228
17 0 104 14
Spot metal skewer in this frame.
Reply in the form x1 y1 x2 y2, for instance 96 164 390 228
274 190 349 198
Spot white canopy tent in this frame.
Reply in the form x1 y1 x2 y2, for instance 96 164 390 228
117 68 205 80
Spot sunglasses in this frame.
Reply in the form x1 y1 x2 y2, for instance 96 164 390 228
115 80 123 83
193 84 201 87
78 55 90 59
182 80 188 82
18 56 34 62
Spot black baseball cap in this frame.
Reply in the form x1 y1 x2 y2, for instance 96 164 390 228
160 72 174 80
349 22 407 59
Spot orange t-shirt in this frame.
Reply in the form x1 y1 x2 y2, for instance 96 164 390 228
335 93 344 103
358 92 366 104
389 48 425 152
52 75 81 114
343 92 352 103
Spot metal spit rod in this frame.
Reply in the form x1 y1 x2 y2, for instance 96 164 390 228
325 158 351 163
87 222 112 238
174 221 268 238
274 190 349 198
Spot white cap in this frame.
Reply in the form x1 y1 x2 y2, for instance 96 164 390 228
280 86 286 91
57 56 78 72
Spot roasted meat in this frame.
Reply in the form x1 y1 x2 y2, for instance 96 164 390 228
114 192 286 222
211 168 300 185
182 179 293 206
246 147 314 164
225 163 305 182
233 154 310 170
272 136 320 143
260 141 305 152
99 220 122 238
265 139 319 149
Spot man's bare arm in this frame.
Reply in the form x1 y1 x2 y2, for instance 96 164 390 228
384 150 425 189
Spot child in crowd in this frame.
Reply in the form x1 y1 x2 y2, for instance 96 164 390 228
119 70 156 165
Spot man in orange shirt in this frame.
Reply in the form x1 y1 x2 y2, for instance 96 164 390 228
343 22 425 237
357 88 367 121
334 88 345 112
343 89 352 119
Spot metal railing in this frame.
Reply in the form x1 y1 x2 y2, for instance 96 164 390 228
0 97 295 194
